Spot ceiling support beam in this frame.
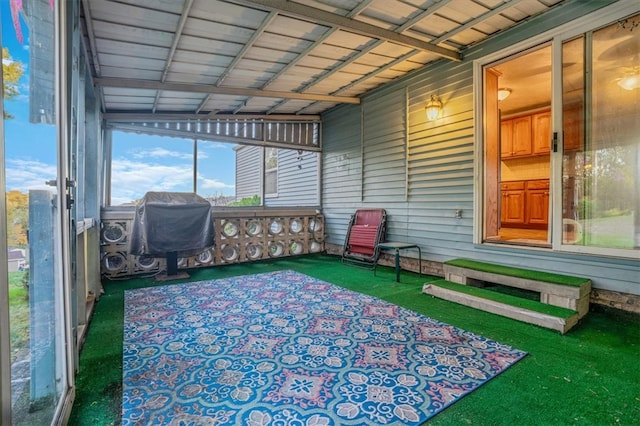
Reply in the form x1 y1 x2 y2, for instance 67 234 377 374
103 112 321 121
238 0 462 61
217 11 278 87
80 0 107 112
431 0 525 45
153 0 195 113
160 0 194 83
80 0 101 76
262 28 336 90
397 0 452 32
95 77 361 104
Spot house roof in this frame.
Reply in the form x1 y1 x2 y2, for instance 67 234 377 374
8 249 25 260
81 0 567 120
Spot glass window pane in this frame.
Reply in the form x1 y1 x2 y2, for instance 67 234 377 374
265 147 278 197
110 132 194 205
3 0 69 422
195 140 236 205
562 36 586 244
562 14 640 250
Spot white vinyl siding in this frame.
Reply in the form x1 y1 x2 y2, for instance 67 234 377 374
362 90 407 203
265 149 319 207
322 105 364 246
235 146 262 201
235 146 320 207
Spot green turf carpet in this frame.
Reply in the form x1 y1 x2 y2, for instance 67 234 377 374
444 258 590 286
68 254 640 426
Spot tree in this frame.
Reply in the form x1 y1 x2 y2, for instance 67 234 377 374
228 195 261 207
3 47 25 119
6 190 28 247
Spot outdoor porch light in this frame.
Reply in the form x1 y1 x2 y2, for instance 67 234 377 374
425 94 442 120
498 88 512 101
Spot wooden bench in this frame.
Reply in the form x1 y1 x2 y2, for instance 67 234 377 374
422 258 591 333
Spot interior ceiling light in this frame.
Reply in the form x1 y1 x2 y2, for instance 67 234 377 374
498 88 512 101
425 94 442 121
617 72 640 90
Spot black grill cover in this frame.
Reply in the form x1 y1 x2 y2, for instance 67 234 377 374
129 192 214 257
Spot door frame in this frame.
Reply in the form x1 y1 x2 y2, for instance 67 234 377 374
53 0 77 423
0 0 76 423
0 13 12 425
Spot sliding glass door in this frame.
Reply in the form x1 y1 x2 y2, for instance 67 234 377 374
481 4 639 259
1 0 75 424
559 12 640 254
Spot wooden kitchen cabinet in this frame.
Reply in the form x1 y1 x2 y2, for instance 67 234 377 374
525 180 550 225
500 181 526 225
501 109 551 158
501 179 549 228
532 111 551 154
501 116 532 158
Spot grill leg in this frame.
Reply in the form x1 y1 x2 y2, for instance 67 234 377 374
167 251 178 275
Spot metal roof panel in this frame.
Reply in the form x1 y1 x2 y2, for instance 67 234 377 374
85 0 571 117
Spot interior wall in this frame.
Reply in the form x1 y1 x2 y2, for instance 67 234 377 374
321 0 639 298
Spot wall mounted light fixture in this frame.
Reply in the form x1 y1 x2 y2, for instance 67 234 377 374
497 88 512 101
425 94 442 120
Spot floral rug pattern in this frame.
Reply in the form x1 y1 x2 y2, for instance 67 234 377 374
123 270 526 425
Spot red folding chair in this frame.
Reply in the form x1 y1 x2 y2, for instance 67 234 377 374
341 209 387 268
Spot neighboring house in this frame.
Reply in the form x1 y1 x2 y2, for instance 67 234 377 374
8 248 27 273
234 145 262 202
235 145 320 207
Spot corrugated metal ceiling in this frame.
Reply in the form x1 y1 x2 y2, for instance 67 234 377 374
81 0 566 119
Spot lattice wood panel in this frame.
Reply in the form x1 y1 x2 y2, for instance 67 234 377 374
100 208 324 279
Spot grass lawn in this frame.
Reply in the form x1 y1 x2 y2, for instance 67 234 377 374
8 271 29 363
580 213 634 249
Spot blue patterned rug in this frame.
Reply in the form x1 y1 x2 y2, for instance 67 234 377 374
122 270 526 425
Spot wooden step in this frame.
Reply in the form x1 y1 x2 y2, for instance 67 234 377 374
443 258 591 318
423 279 580 334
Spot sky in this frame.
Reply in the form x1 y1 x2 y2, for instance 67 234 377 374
2 2 237 205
